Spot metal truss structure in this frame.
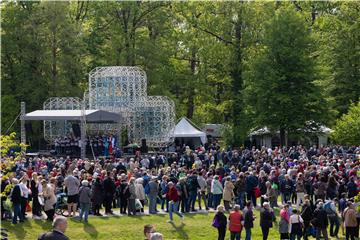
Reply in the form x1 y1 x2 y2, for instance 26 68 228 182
88 66 175 147
43 97 82 141
128 96 175 147
45 66 175 147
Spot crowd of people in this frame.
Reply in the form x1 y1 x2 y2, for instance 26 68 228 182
54 134 119 157
1 143 360 240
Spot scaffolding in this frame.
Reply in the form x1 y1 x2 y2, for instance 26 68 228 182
43 97 83 141
44 66 175 148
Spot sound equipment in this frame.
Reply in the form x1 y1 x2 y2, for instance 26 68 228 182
72 123 81 137
141 139 148 153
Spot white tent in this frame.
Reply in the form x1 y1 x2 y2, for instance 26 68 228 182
23 109 122 123
174 117 207 145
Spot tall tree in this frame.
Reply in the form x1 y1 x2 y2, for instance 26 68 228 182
245 6 329 145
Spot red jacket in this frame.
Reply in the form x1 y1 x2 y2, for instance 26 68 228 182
166 186 179 202
229 211 243 232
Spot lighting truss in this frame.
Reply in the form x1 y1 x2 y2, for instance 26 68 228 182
43 97 82 141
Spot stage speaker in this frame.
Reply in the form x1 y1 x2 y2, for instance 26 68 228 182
141 139 148 153
72 123 81 137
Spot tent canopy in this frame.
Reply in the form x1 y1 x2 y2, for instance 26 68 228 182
174 117 207 144
23 109 122 123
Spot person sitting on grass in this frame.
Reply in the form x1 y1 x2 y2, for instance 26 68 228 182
38 216 69 240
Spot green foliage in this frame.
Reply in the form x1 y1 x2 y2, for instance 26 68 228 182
332 100 360 145
1 2 359 146
245 6 329 143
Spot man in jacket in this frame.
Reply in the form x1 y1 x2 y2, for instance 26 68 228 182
187 171 200 212
11 178 24 224
128 177 137 216
312 201 329 240
166 181 184 223
235 173 246 209
244 201 254 240
246 172 258 207
38 216 69 240
103 171 116 215
148 176 159 214
79 180 91 222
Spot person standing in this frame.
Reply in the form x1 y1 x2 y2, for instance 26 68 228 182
19 176 30 220
246 172 259 207
289 209 304 240
260 202 275 240
234 173 246 209
10 178 24 224
103 171 116 215
228 205 243 240
279 204 290 240
343 202 357 240
197 171 208 210
223 177 235 212
64 170 80 217
295 173 305 209
41 179 57 221
79 180 91 222
187 171 200 212
135 178 146 213
324 198 340 238
38 216 69 240
243 201 255 240
91 176 104 216
300 199 313 240
311 201 328 240
148 177 159 214
128 177 137 216
31 173 42 219
166 181 184 223
212 205 227 240
211 175 223 210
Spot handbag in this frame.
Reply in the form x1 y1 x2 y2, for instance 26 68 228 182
212 215 220 228
254 187 261 198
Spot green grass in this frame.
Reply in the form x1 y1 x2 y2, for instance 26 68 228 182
2 209 345 240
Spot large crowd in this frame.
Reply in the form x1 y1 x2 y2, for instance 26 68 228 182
1 143 360 240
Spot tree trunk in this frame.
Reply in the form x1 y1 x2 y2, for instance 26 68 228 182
280 127 286 147
51 28 57 96
186 49 197 119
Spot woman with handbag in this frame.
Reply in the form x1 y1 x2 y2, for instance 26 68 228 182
279 204 290 240
212 205 227 240
289 209 304 240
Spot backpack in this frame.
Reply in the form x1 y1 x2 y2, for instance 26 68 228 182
323 201 335 215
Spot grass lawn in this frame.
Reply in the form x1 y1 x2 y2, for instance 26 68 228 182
2 208 345 240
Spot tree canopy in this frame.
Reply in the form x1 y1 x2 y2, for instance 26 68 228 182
1 1 360 146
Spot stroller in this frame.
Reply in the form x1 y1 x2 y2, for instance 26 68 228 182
55 193 68 216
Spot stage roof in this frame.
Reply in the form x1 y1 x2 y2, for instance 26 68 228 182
23 110 122 123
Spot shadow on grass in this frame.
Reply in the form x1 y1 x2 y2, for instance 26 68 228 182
169 222 188 239
3 220 27 240
83 222 99 238
33 219 52 231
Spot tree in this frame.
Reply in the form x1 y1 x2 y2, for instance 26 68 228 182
332 100 360 145
245 6 329 145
